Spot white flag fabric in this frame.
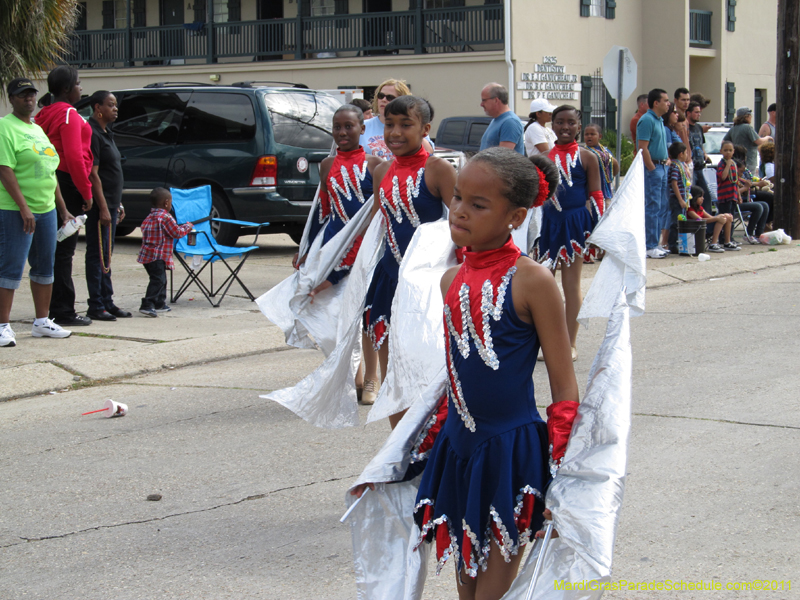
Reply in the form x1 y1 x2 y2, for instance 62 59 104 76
501 290 632 600
256 200 373 356
578 151 646 324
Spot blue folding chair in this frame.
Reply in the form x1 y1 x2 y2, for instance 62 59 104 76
169 185 269 307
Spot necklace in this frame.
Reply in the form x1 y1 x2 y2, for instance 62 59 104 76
551 142 580 187
586 145 613 185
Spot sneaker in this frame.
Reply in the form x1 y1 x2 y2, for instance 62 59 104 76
723 242 741 251
707 243 725 253
154 305 172 313
31 319 72 338
0 326 16 347
361 379 379 405
139 307 158 318
646 248 667 259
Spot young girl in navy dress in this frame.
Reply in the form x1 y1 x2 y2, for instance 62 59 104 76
534 105 602 361
294 104 383 400
364 96 457 424
414 148 580 599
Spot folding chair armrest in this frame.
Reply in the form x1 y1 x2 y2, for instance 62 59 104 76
212 218 270 227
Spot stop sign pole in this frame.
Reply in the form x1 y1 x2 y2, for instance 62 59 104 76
615 49 624 188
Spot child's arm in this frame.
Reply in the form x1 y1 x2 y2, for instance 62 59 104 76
670 180 687 209
686 208 702 220
425 155 457 209
611 155 620 176
718 159 732 181
163 214 193 239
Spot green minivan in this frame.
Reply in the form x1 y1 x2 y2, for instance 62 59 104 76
78 82 338 245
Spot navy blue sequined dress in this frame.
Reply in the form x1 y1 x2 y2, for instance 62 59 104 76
364 146 444 350
414 238 549 577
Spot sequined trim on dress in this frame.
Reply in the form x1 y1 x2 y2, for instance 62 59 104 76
535 234 594 269
329 160 369 223
364 306 389 352
379 167 425 264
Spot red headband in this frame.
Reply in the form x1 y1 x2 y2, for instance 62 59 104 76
533 165 550 208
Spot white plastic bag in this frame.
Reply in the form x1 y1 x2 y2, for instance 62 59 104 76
759 229 793 245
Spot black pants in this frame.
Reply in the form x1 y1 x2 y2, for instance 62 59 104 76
49 171 87 320
85 205 118 312
141 260 167 310
667 195 683 251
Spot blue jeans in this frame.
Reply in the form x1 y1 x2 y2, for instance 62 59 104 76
645 164 668 250
0 208 57 290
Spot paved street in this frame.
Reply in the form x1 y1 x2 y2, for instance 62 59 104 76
1 232 799 599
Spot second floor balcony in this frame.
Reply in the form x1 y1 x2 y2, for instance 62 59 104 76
63 5 504 69
690 9 713 47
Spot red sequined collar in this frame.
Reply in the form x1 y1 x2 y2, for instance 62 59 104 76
446 236 521 342
334 146 366 162
392 144 429 171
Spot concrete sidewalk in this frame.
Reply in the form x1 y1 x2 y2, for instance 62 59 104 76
2 229 798 402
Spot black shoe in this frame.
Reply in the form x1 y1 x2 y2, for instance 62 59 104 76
52 314 92 326
87 309 117 321
139 307 158 318
108 306 132 318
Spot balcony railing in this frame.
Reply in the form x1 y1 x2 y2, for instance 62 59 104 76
689 9 713 46
63 5 504 68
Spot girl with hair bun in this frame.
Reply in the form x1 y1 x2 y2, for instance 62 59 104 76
354 148 579 599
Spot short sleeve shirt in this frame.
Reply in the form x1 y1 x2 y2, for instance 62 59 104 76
480 111 524 154
636 110 668 161
716 161 739 203
524 121 556 156
669 163 688 201
687 123 706 168
0 113 60 213
89 117 123 211
723 124 760 172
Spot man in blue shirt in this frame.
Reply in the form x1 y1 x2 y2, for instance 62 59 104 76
479 83 524 154
637 88 671 258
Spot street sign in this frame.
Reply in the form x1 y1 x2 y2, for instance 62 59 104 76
602 46 637 101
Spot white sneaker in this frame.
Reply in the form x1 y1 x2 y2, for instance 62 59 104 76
646 248 667 259
31 318 72 338
0 326 16 347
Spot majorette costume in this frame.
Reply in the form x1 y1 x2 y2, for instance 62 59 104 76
256 146 374 356
364 146 445 351
309 146 373 284
534 141 605 266
413 236 578 577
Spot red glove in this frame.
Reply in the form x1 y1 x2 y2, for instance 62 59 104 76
590 190 605 218
546 401 579 475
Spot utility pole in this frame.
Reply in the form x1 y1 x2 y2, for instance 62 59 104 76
775 0 800 238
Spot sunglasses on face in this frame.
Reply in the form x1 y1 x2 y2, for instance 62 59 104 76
377 92 397 101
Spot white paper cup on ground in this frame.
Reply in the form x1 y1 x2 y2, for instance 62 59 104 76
697 253 710 262
104 399 128 418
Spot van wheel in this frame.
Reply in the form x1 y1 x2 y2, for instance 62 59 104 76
210 192 239 246
115 225 136 237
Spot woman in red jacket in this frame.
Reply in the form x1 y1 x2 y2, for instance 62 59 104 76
36 66 94 326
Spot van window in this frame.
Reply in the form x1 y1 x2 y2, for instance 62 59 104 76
439 121 467 147
467 122 488 147
262 91 336 149
113 92 189 147
180 92 256 143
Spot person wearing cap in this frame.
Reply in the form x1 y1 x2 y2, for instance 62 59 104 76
723 106 772 172
479 83 524 154
0 78 75 347
523 98 557 156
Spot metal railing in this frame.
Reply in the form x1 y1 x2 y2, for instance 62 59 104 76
689 9 713 46
63 5 503 68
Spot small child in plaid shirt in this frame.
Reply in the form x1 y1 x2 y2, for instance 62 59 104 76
137 188 193 317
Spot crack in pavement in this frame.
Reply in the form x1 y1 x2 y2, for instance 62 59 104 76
635 412 800 430
1 475 357 549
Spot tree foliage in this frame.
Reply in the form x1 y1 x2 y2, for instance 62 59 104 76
0 0 80 90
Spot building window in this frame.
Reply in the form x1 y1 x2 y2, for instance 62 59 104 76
311 0 335 16
727 0 736 32
133 0 146 27
581 0 614 19
102 0 115 29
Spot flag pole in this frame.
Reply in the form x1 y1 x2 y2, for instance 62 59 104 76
525 520 554 600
